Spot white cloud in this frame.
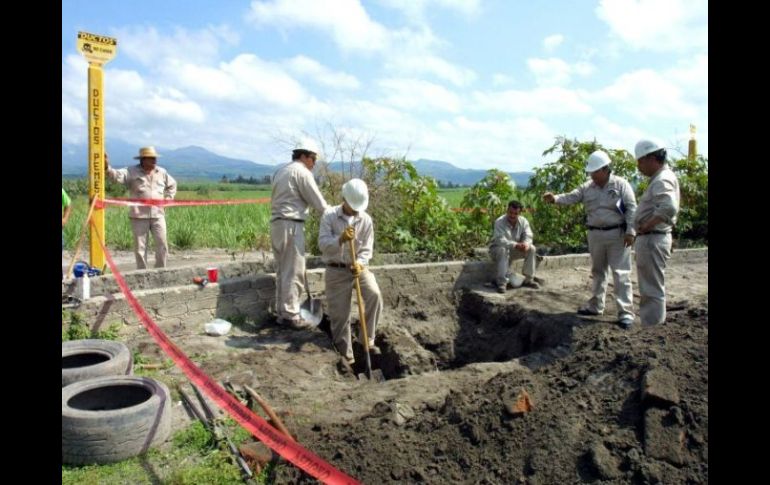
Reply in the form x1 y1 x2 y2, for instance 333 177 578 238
142 95 206 123
492 73 515 87
387 54 476 87
284 55 360 89
527 57 595 87
378 78 461 113
473 87 593 116
543 34 564 52
594 68 699 120
528 58 571 87
115 25 237 66
596 0 708 51
247 0 390 53
377 0 481 22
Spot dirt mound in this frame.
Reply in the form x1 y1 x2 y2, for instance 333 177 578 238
276 301 708 484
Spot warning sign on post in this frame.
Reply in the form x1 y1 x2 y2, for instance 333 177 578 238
77 31 117 65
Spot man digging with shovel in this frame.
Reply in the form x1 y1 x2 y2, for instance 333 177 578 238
318 179 383 373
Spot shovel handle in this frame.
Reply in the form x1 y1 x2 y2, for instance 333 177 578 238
349 237 374 380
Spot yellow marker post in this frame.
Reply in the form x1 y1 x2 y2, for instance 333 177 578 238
77 31 117 271
688 124 697 160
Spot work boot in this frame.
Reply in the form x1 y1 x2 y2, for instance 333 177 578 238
496 284 506 294
521 279 540 289
618 315 634 329
577 306 602 316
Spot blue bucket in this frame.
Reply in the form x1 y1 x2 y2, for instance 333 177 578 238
73 261 89 278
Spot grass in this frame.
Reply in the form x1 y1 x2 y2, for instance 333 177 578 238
62 418 277 484
63 189 272 252
62 311 123 341
437 187 467 208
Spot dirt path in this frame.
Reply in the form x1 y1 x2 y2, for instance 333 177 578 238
125 257 707 484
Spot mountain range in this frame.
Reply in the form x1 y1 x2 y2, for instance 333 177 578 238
61 141 533 187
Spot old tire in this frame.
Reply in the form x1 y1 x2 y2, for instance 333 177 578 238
61 376 172 465
62 339 133 387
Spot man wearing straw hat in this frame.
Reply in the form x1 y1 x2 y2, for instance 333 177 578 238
106 147 177 269
318 178 382 365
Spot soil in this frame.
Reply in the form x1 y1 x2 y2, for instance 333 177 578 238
120 255 707 484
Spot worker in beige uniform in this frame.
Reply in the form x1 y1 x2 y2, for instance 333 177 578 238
543 150 638 327
105 147 177 269
318 179 382 365
489 200 540 293
271 139 329 329
633 139 680 326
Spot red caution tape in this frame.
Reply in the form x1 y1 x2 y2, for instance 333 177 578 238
92 227 359 485
98 197 270 208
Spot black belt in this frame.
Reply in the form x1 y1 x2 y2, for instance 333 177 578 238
586 223 625 231
638 231 670 236
271 217 304 223
326 262 348 268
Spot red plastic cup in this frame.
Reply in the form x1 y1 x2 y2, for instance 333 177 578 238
207 267 218 283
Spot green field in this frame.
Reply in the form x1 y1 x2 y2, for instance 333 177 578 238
437 187 467 207
63 184 469 252
63 189 272 251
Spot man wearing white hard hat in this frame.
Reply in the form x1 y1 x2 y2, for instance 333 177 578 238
633 140 680 326
318 178 383 365
270 138 329 329
543 150 638 328
106 147 177 269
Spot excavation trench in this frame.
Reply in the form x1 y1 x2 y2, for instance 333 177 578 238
346 290 575 379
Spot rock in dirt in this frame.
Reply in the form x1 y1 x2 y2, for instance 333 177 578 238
642 368 680 407
644 408 686 465
586 442 620 479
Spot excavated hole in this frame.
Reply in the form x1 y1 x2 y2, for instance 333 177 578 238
368 290 574 380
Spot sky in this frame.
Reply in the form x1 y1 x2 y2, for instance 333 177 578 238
61 0 708 171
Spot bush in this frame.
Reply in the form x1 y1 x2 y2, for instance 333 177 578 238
671 155 708 242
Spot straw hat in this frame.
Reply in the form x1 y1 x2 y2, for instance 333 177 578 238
133 146 161 159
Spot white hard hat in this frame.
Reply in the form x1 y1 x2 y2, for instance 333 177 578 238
634 139 664 160
341 178 369 212
585 150 611 173
295 138 323 159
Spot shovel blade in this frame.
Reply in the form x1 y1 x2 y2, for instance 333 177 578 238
356 369 386 382
299 298 323 326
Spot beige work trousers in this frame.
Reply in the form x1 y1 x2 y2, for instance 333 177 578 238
130 217 168 269
635 233 672 325
325 266 382 360
585 229 634 319
271 219 306 320
490 244 537 287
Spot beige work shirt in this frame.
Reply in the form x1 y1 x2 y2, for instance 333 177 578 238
270 161 328 221
490 214 533 248
555 174 637 235
635 166 680 233
107 164 177 218
318 205 374 266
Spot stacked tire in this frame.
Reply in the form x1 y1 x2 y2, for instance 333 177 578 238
61 340 171 465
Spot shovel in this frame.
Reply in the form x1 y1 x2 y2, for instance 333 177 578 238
348 237 385 383
300 270 323 326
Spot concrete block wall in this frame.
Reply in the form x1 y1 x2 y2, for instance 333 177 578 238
67 248 706 333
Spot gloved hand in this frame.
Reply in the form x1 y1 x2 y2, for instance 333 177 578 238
351 262 364 277
339 226 355 244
